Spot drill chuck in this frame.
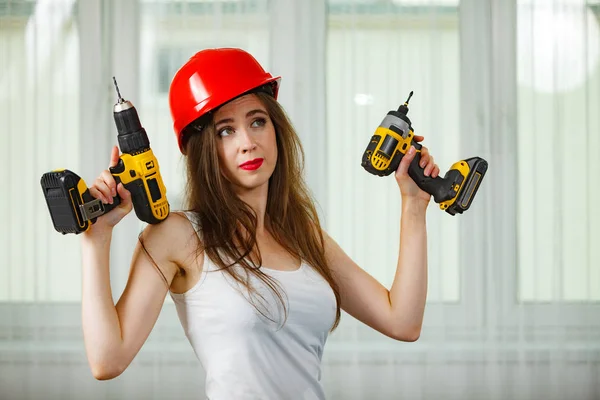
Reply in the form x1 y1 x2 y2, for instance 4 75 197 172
113 100 150 154
112 76 151 155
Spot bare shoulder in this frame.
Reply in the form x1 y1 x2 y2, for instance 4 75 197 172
138 211 202 271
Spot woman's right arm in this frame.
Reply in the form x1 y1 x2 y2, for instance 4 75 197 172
80 146 186 380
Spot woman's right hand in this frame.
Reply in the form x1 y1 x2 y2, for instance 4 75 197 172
86 145 133 233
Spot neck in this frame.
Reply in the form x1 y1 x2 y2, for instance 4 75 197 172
234 181 269 235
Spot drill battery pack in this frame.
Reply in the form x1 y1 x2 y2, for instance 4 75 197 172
40 169 117 235
440 157 488 215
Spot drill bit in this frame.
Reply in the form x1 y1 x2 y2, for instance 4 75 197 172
113 76 124 104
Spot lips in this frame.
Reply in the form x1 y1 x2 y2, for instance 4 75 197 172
239 158 264 171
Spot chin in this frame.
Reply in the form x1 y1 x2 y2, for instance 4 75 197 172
232 174 271 192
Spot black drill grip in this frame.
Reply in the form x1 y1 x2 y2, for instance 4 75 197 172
126 179 154 223
407 142 461 204
97 174 158 224
407 151 445 203
105 156 167 224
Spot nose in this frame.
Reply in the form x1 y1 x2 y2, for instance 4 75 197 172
238 129 257 153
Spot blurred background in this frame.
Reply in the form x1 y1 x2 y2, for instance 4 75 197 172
0 0 599 399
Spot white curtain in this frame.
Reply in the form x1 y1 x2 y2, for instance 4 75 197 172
1 0 599 399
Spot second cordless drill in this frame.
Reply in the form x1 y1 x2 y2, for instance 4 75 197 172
361 92 488 215
40 78 170 234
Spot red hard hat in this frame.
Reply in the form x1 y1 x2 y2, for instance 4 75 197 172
169 48 281 153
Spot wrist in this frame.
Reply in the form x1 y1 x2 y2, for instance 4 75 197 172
82 225 113 246
401 196 429 216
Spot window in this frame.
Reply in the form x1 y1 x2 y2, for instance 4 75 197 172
516 0 600 302
326 1 462 303
0 0 272 303
0 0 81 302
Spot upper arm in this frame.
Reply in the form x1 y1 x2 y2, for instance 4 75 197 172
113 212 200 372
323 230 400 340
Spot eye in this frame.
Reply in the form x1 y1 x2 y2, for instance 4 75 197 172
251 118 267 128
217 126 234 137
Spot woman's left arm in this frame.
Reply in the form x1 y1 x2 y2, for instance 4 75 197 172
325 137 439 342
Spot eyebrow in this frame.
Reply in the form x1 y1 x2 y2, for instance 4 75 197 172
215 109 268 127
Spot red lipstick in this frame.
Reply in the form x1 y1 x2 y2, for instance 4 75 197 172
239 158 264 171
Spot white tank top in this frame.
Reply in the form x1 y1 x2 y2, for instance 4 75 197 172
170 212 337 400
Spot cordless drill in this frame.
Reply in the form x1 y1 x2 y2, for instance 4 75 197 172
40 78 170 234
361 92 488 215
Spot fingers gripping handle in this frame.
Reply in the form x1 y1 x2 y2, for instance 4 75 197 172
407 142 457 204
99 178 122 214
101 161 124 214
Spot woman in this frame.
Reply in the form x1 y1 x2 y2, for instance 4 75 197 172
81 48 440 399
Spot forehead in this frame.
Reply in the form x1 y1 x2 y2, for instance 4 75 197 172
214 94 265 120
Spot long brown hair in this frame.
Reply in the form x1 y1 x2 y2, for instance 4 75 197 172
180 91 341 331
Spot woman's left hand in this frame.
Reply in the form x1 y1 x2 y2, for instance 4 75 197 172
395 135 440 205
